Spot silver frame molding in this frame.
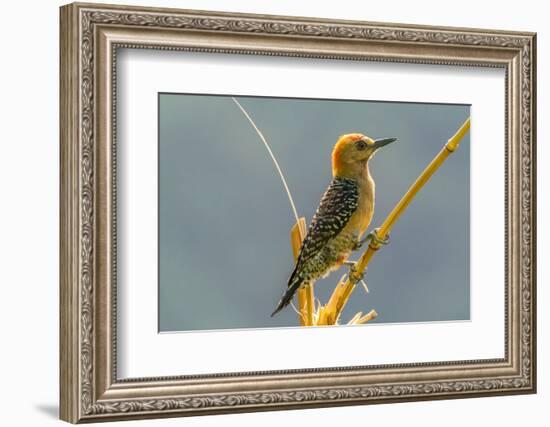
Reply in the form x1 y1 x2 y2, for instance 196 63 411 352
60 2 537 423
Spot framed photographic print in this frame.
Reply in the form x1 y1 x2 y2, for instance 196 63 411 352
60 2 537 423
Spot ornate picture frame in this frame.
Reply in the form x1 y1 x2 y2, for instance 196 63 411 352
60 2 536 423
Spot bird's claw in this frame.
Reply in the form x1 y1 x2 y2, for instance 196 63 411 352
344 261 369 292
350 270 364 284
345 261 364 282
355 228 390 250
372 229 390 246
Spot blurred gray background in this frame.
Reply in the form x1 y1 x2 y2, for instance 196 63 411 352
159 94 470 332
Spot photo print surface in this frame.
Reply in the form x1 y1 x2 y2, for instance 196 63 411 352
158 93 470 332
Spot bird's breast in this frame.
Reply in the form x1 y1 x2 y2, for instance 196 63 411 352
345 175 375 238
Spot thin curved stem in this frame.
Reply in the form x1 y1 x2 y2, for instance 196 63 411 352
232 97 300 224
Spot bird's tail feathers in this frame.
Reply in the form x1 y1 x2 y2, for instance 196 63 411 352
271 273 306 317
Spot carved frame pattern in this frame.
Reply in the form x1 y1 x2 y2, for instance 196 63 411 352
60 2 536 423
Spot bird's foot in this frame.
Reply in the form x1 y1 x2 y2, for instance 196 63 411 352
354 228 390 250
344 261 369 292
343 260 359 270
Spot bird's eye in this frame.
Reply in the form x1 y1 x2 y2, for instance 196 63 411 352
355 140 367 150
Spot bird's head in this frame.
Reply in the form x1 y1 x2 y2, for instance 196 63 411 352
331 133 396 178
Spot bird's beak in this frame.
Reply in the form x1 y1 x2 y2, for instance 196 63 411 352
372 137 397 149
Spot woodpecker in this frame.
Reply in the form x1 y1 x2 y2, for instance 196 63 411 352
271 133 396 317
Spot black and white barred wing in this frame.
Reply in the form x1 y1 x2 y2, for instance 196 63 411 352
296 177 359 267
271 177 359 316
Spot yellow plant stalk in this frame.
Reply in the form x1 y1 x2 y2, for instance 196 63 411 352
290 218 314 326
321 117 471 324
347 309 378 325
